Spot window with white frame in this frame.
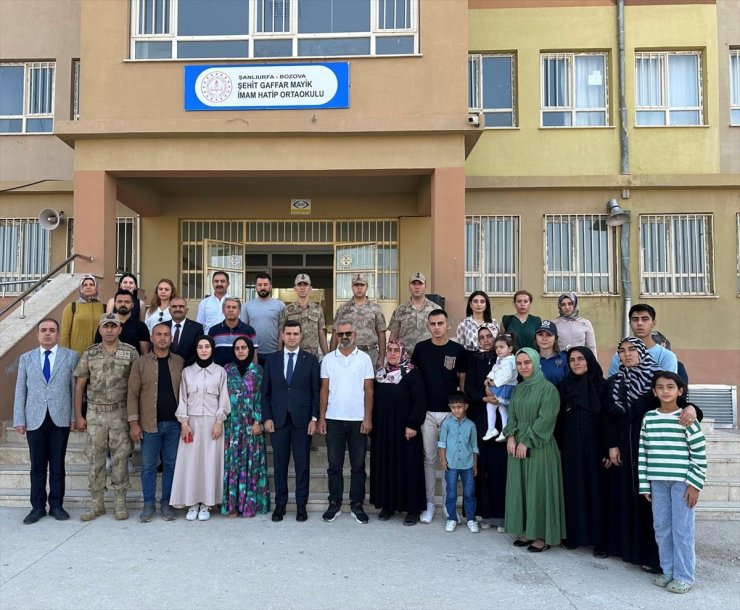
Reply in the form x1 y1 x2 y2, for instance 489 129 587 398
72 59 80 120
468 54 516 127
465 215 519 295
0 62 55 134
736 213 740 294
544 214 616 294
131 0 418 60
635 51 703 126
640 214 714 296
540 53 608 127
731 49 740 126
0 219 50 296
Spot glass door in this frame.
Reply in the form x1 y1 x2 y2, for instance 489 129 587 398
203 239 246 301
334 242 377 303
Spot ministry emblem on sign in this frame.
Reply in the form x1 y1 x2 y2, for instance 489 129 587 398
200 71 232 103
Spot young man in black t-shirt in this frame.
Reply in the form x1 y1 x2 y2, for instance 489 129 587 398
410 309 466 524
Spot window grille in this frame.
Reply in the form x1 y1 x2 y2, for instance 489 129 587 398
0 219 50 296
468 54 516 128
464 215 519 295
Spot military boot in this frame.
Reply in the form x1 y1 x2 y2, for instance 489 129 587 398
80 493 106 522
114 491 129 520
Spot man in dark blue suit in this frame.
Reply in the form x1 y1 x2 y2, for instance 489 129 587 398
166 297 204 366
263 320 320 522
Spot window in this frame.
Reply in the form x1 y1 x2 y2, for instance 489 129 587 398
66 217 140 278
468 54 516 128
635 51 703 126
540 53 608 127
465 215 519 294
640 214 714 296
544 214 616 294
0 62 55 134
72 59 80 120
737 213 740 294
131 0 417 60
0 219 50 296
731 49 740 126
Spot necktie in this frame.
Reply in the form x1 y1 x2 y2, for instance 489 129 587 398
172 323 181 351
43 350 51 382
286 352 295 384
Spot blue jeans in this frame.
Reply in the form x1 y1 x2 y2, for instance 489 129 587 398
444 467 476 522
140 421 180 506
651 480 696 584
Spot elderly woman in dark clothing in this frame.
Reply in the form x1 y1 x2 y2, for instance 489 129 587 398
557 346 609 556
606 337 701 572
464 324 508 531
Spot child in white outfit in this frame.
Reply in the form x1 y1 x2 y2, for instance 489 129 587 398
483 334 517 442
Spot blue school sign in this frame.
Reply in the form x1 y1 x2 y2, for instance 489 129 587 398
184 62 349 111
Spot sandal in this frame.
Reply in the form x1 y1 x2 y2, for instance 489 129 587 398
666 579 692 594
513 538 532 547
652 574 673 588
527 543 551 553
403 513 419 526
378 509 392 521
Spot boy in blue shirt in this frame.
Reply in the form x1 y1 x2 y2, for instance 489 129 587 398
438 391 479 533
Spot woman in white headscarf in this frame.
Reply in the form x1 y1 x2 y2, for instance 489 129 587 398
552 292 597 356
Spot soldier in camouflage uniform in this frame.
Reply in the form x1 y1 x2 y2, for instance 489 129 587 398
74 313 138 521
331 272 386 369
278 273 328 357
388 272 438 356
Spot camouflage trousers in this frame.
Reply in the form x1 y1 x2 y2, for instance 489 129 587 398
85 403 130 494
357 346 379 369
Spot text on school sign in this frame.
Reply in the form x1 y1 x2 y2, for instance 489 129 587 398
184 63 349 111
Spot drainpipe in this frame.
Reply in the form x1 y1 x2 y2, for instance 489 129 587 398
617 0 632 337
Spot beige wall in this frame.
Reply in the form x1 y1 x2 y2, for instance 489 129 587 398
718 0 740 174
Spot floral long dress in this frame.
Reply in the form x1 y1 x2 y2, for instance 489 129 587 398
222 362 270 517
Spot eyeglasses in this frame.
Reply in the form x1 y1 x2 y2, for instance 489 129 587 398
335 331 353 338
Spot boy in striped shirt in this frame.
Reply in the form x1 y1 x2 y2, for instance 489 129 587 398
638 371 707 594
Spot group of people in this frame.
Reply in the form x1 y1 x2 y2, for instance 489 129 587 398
13 272 707 594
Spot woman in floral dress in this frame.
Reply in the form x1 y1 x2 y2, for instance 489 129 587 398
222 337 270 517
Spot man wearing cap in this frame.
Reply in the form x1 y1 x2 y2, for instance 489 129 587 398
388 272 438 356
331 272 386 368
74 313 139 522
534 320 569 385
240 272 284 365
278 273 328 357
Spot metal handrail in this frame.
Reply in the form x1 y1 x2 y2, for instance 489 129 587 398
0 253 94 318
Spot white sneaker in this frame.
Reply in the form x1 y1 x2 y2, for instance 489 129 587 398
444 519 457 533
482 428 499 441
186 504 200 521
467 520 480 533
198 505 211 521
420 502 435 524
495 434 507 443
497 526 506 533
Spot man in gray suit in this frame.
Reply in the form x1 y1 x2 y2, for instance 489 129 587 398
13 317 79 524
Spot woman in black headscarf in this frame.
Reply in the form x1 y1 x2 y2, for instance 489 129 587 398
557 346 609 556
464 324 508 531
606 336 701 572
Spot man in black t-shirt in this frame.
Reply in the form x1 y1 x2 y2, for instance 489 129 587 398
95 290 150 354
410 309 466 525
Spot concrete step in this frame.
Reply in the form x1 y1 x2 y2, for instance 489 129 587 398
694 502 740 521
701 476 740 502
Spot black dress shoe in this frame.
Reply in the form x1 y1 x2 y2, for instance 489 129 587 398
296 506 308 522
512 539 532 547
49 506 70 521
271 506 286 522
23 509 46 525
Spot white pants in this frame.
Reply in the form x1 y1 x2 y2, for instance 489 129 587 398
421 411 450 506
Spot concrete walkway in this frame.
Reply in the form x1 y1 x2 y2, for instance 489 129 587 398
1 507 738 609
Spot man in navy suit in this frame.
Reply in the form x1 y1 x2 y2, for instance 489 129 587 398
13 318 79 524
262 320 320 522
166 297 203 366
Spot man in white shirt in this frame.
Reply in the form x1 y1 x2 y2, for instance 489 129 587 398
607 304 677 376
196 271 232 333
318 320 374 524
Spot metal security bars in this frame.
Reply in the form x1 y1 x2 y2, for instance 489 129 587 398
639 214 714 296
0 62 55 133
544 214 616 294
0 219 50 296
65 217 140 279
731 49 740 126
464 215 519 295
72 59 80 120
468 54 516 128
540 53 608 127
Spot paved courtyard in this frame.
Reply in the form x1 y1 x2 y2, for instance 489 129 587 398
0 507 738 609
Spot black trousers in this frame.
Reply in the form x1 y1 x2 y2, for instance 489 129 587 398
326 419 367 506
26 411 70 511
270 412 311 507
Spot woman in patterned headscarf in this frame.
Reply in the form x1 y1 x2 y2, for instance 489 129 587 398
60 274 105 355
552 292 597 357
370 339 426 525
606 337 701 572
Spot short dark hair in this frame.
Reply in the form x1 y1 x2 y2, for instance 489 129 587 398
114 289 135 302
284 320 302 332
151 322 171 335
651 370 686 392
428 308 448 320
448 390 467 405
255 272 272 283
629 303 656 320
38 317 59 332
212 271 229 282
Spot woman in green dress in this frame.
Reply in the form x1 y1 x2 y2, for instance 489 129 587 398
500 290 541 350
503 347 565 551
